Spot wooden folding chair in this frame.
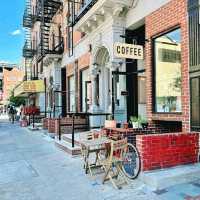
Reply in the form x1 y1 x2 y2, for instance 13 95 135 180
79 131 104 176
100 138 129 189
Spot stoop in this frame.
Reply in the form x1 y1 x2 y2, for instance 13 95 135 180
55 139 81 156
139 163 200 190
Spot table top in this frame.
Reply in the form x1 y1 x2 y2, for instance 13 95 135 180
104 128 135 133
80 137 111 148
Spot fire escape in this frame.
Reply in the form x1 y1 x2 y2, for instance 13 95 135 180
36 0 63 63
67 0 98 56
23 0 36 80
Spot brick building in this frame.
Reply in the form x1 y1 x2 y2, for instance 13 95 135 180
18 0 200 131
2 68 24 103
18 0 200 169
0 63 21 105
61 0 195 131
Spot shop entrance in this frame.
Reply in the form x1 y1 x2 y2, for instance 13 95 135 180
84 81 91 112
125 26 146 121
80 68 90 112
61 68 66 116
190 76 200 131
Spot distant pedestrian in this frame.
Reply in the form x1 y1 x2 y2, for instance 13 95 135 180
8 106 15 124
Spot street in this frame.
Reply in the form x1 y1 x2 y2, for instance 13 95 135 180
0 116 200 200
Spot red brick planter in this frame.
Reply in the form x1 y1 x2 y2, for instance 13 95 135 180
47 118 57 133
137 133 199 171
42 118 48 129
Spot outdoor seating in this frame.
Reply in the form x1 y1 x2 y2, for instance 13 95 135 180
100 138 129 189
79 131 110 176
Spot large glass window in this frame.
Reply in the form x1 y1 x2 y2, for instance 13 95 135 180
81 68 89 112
68 76 75 112
154 28 182 113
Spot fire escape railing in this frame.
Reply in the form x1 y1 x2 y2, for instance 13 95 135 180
23 0 37 80
74 0 98 25
67 0 98 56
23 39 36 58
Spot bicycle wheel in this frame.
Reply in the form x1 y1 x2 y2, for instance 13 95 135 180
122 143 141 179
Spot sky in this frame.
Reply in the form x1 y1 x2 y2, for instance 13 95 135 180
0 1 25 65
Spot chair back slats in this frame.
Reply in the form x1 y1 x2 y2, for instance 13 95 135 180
108 138 128 163
112 139 127 152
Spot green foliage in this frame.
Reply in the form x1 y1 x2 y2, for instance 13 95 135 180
172 76 182 92
129 115 147 124
9 94 25 107
129 116 139 123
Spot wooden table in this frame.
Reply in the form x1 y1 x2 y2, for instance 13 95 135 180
105 128 134 133
80 137 111 176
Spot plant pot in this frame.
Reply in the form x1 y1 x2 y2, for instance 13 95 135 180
141 122 148 129
132 122 139 129
128 122 133 128
123 122 129 129
104 120 117 128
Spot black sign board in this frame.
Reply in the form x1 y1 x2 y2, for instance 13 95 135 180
121 91 129 96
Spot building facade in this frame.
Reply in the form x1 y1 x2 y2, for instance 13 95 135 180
0 63 19 105
2 68 24 102
20 0 200 132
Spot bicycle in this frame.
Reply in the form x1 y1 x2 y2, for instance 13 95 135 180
108 130 141 179
122 142 141 179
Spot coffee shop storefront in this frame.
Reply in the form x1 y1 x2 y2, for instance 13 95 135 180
136 0 200 171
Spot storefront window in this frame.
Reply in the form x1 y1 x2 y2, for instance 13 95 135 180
113 72 120 106
138 76 146 104
68 76 75 112
154 28 182 113
81 68 89 112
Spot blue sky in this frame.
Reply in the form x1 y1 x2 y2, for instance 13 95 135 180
0 1 24 64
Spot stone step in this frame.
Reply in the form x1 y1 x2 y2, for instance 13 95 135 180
55 139 81 156
61 130 96 146
62 134 81 146
139 163 200 191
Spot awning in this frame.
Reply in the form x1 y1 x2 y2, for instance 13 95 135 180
14 80 45 97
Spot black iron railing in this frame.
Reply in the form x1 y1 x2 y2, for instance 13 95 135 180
23 40 36 58
58 112 111 147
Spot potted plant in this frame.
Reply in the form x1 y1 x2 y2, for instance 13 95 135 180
140 118 148 129
129 116 140 129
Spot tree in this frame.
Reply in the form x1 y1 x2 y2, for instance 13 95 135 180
9 94 25 107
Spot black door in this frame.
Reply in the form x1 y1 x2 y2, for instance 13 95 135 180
125 26 145 120
126 60 138 119
190 77 200 131
61 68 66 117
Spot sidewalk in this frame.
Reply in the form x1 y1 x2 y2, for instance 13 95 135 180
0 117 200 200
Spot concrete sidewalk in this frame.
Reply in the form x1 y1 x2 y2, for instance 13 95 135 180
0 118 200 200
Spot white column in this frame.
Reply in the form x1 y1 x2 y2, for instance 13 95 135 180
89 71 99 112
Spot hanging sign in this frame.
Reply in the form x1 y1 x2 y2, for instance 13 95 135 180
114 42 144 60
121 91 129 96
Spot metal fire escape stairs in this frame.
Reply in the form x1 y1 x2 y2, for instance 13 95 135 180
37 0 63 63
23 0 36 80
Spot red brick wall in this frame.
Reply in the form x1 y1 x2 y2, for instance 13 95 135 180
47 118 56 133
3 68 24 101
145 0 190 132
137 133 199 171
42 118 48 129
